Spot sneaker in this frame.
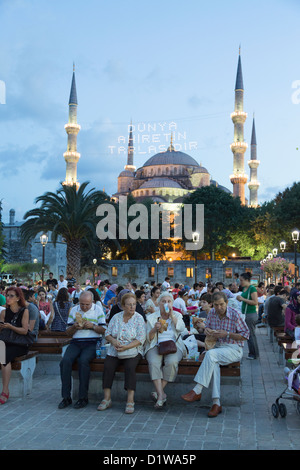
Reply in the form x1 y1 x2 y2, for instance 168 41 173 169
73 398 89 409
58 397 72 409
247 355 256 360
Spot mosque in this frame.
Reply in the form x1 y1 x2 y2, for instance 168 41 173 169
63 50 260 207
109 50 260 207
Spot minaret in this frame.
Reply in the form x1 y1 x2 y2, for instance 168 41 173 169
63 64 81 189
124 121 136 172
230 48 248 205
248 115 260 207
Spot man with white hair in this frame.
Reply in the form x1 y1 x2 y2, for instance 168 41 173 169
58 290 106 409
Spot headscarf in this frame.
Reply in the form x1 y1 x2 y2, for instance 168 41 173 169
287 291 300 314
116 289 131 309
109 284 118 293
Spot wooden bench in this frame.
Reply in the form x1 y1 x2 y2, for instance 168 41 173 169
30 337 71 354
282 342 300 362
71 355 241 406
38 330 69 338
30 337 71 375
72 356 241 377
0 351 38 398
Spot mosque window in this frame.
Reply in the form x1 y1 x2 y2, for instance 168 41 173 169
111 267 118 277
225 268 233 279
186 267 194 278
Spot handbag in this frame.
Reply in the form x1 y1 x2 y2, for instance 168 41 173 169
158 339 177 355
0 327 35 346
0 308 36 346
116 318 138 359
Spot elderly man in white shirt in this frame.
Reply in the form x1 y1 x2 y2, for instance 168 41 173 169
58 290 106 410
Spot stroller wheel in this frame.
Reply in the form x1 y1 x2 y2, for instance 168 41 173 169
271 403 279 418
279 403 287 418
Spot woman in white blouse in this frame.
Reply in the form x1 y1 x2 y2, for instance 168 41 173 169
144 286 161 315
97 293 146 414
145 292 186 409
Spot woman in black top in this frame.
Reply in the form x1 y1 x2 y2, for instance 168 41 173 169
0 287 30 404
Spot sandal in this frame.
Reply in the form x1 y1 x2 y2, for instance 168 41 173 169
97 399 112 411
151 392 158 402
0 392 9 405
125 402 135 414
154 398 166 409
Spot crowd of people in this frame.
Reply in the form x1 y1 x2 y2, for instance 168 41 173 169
0 271 299 418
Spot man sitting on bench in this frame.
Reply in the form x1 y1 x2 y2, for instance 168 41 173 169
58 290 106 409
181 291 249 417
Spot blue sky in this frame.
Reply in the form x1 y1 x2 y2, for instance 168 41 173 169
0 0 300 222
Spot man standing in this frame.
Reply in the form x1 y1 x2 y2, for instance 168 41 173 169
58 274 68 291
58 291 106 409
46 272 58 291
181 291 249 417
267 288 289 328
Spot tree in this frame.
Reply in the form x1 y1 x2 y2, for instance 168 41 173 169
182 186 247 259
21 182 112 281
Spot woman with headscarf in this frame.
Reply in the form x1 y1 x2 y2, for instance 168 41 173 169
108 289 146 323
285 290 300 340
103 284 118 307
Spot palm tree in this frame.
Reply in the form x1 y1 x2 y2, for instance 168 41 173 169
21 182 114 281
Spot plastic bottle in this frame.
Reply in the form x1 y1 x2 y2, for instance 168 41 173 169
96 340 101 358
164 303 169 313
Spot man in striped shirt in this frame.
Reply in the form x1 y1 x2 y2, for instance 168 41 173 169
58 290 106 410
181 291 249 417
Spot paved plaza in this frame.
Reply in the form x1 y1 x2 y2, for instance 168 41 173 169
0 327 300 451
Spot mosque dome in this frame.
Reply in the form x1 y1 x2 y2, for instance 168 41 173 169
118 170 134 177
143 147 199 168
139 178 183 189
193 165 209 174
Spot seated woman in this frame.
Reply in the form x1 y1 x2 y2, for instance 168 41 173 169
108 289 146 323
0 287 31 404
145 291 186 409
285 290 300 340
97 293 146 414
144 286 161 316
48 287 72 332
37 288 51 329
103 284 118 307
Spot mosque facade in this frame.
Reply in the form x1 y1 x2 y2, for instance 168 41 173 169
112 50 260 206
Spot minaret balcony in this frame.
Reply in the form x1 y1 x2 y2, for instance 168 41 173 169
248 181 260 189
230 173 248 184
64 123 81 133
63 151 81 162
231 111 247 123
230 141 248 153
248 159 260 169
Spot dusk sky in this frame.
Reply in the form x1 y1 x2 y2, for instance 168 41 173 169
0 0 300 223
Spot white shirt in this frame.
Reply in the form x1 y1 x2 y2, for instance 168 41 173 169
68 303 106 340
58 279 68 290
173 297 188 314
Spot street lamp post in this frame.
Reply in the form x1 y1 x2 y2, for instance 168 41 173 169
292 228 300 282
280 240 287 285
222 258 226 283
192 232 199 284
155 259 160 284
40 233 48 284
93 258 97 283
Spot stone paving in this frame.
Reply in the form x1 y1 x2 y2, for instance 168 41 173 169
0 328 300 451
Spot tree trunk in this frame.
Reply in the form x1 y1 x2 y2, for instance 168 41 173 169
66 239 81 282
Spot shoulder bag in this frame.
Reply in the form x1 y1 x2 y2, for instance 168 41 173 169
0 309 35 346
157 317 180 355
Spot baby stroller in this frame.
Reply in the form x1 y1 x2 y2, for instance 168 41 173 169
271 360 300 418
